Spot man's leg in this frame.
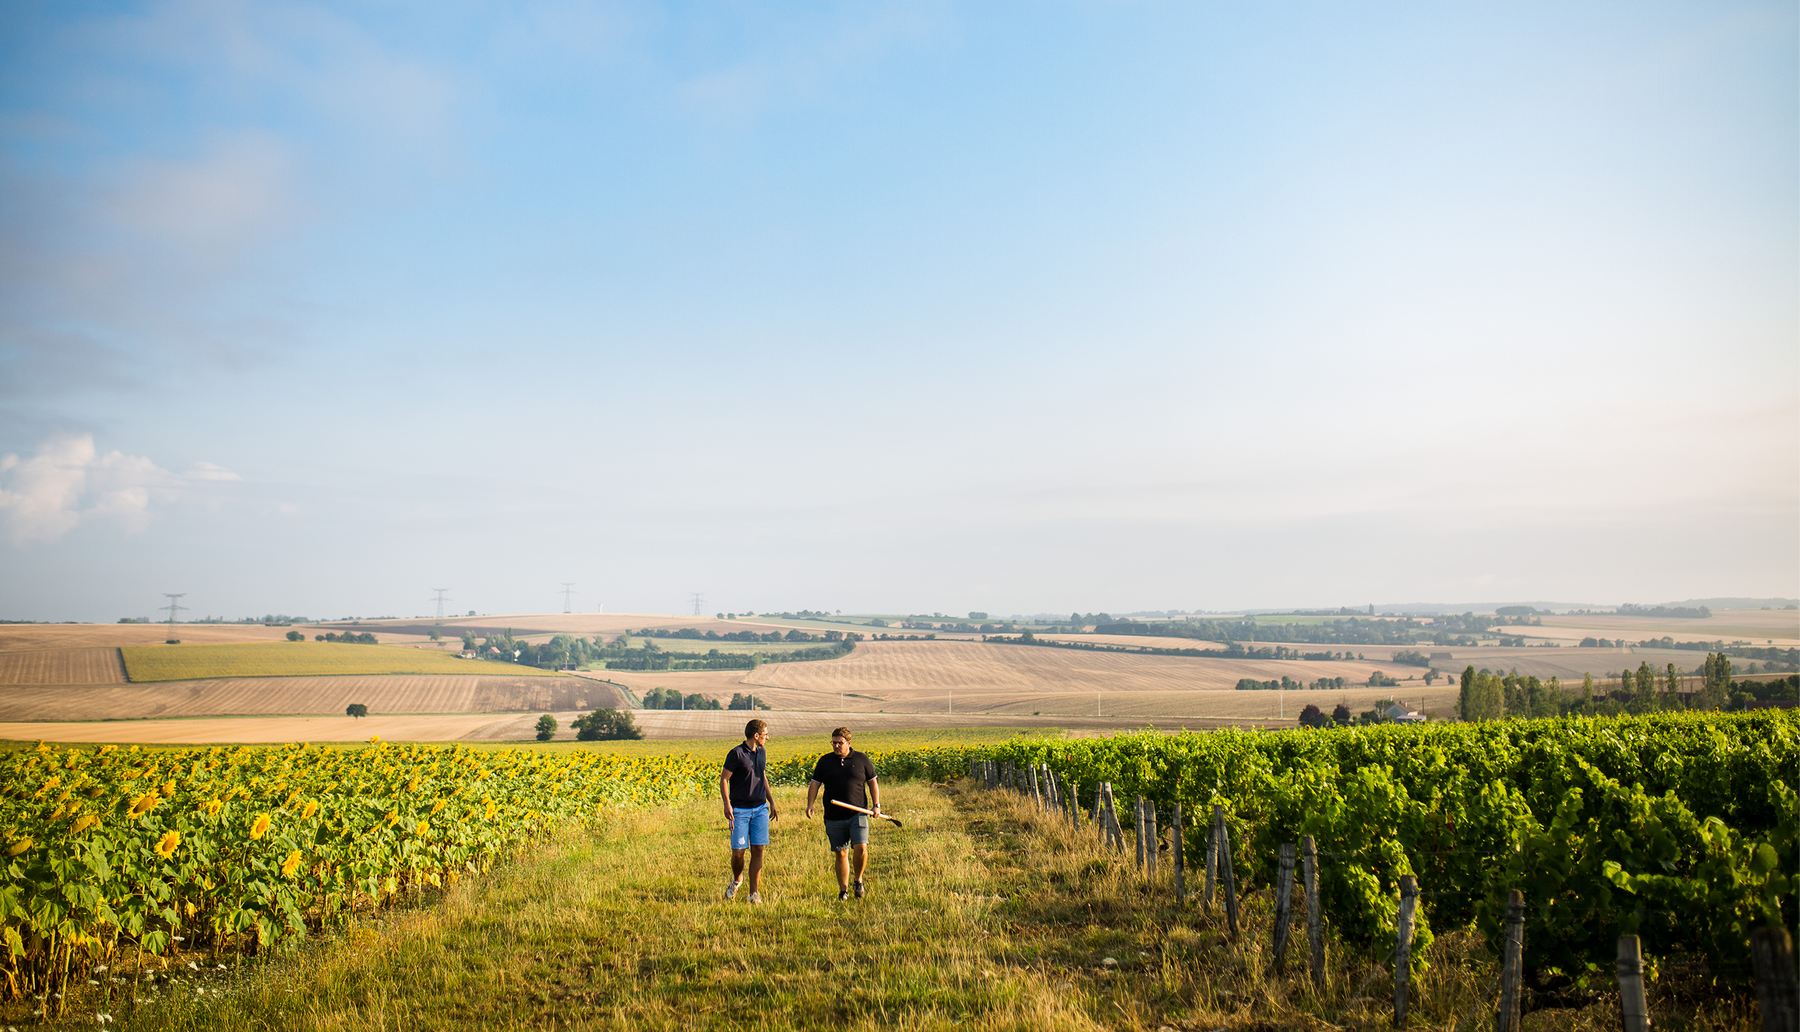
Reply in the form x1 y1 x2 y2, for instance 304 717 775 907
746 845 765 894
834 847 851 890
731 847 746 882
852 843 869 885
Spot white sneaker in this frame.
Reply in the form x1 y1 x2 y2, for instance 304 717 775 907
724 879 740 900
747 891 762 904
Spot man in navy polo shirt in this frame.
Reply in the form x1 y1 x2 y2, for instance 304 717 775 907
805 726 881 901
721 719 776 903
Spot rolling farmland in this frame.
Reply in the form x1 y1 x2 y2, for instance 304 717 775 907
0 673 622 722
0 647 126 685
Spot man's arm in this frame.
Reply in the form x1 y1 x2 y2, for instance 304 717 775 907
866 774 880 814
805 779 821 819
720 769 734 823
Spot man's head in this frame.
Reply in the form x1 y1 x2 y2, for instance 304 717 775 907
744 719 768 746
830 727 852 757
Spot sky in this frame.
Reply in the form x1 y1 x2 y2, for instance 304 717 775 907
0 0 1795 622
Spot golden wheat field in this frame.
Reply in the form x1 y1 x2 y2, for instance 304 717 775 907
0 646 127 685
0 673 623 722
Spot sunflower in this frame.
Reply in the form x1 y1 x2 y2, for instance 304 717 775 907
279 849 303 878
249 813 272 840
155 830 180 858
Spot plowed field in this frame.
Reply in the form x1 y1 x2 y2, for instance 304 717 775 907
0 647 126 685
0 674 622 722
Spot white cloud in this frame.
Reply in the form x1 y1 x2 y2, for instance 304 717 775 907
0 434 238 545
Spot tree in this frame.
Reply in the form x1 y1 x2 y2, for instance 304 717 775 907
1331 702 1352 725
534 714 558 742
285 630 304 641
1702 652 1732 709
1634 661 1656 707
346 704 368 718
1297 703 1329 728
1581 672 1595 697
572 708 643 741
461 631 478 651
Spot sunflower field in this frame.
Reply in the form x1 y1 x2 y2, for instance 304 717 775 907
0 738 711 1005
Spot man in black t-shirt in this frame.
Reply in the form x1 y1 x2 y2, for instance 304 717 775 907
805 726 881 901
720 719 777 903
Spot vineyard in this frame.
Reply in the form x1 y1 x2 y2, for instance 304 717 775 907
0 739 712 1011
977 711 1798 981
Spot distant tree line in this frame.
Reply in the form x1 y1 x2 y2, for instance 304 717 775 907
1237 675 1357 691
458 628 859 672
1617 603 1711 618
633 689 769 712
315 631 378 644
641 687 722 710
1453 653 1786 721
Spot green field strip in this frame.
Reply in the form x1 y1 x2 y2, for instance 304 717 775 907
120 642 566 682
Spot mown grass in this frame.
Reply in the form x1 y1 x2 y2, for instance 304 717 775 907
65 784 1756 1032
120 642 561 682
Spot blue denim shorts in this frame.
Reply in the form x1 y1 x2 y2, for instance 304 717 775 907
730 802 770 850
824 815 868 852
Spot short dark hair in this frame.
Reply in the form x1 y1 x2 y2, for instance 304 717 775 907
744 719 767 739
830 727 851 741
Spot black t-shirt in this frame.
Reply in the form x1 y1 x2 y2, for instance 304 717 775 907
723 743 767 808
810 749 877 819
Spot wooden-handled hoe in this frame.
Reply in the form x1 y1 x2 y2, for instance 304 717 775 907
829 799 904 829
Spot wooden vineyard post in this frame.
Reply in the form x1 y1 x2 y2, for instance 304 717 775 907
1303 835 1324 990
1030 765 1042 809
1146 799 1159 881
1134 796 1147 875
1393 875 1417 1028
1173 802 1186 905
1497 890 1525 1032
1106 786 1126 852
1751 928 1796 1032
1616 935 1650 1032
1272 842 1296 972
1204 804 1221 910
1220 810 1239 938
1094 784 1107 845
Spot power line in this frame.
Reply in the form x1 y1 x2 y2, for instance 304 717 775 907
561 582 576 614
431 588 450 620
690 592 704 616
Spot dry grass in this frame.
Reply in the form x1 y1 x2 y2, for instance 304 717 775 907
0 646 127 685
51 783 1756 1032
0 673 623 722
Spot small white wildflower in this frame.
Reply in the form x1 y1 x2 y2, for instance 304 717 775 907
92 965 108 973
88 980 99 985
171 935 185 942
187 961 199 970
216 963 227 970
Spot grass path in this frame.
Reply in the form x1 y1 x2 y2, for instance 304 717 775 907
92 783 1735 1032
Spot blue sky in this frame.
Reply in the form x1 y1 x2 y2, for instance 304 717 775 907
1 1 1794 621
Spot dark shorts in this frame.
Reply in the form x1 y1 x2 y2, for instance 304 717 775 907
824 816 869 852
